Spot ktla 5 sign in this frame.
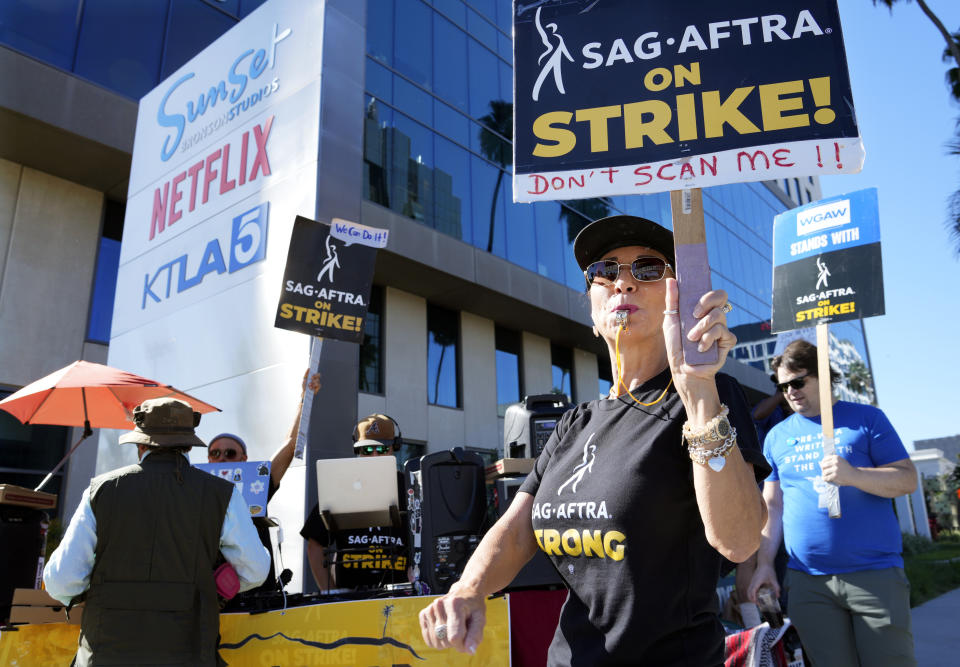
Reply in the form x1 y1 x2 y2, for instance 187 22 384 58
512 0 862 201
142 202 268 309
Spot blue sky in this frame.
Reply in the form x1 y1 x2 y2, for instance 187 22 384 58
818 1 960 449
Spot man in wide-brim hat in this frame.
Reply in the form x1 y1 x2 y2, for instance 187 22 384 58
44 397 270 667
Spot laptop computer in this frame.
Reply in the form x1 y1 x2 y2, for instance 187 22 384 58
315 456 398 529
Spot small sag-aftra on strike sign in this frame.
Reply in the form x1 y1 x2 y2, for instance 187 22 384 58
771 188 884 333
512 0 862 201
274 216 385 343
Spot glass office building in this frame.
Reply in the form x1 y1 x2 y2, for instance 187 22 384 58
0 0 871 518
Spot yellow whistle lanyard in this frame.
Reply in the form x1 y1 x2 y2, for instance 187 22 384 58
613 324 672 407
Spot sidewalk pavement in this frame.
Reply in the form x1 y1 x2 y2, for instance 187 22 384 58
912 586 960 666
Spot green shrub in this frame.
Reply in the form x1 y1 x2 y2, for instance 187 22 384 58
936 529 960 543
902 532 935 556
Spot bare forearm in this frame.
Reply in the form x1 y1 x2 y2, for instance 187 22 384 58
454 496 538 597
306 540 332 591
848 466 918 498
756 500 782 568
270 399 303 486
693 447 765 562
680 382 765 562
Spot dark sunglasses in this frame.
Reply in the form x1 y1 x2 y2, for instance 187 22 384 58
358 444 393 456
585 257 672 287
776 374 810 393
209 448 240 460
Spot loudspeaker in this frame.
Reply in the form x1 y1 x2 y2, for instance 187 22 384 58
406 448 485 595
503 394 573 459
0 505 46 623
494 477 563 590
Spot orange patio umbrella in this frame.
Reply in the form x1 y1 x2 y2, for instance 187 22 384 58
0 360 220 491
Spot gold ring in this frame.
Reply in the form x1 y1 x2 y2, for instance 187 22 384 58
721 303 733 314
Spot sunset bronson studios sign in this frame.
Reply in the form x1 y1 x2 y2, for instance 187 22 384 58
102 0 326 473
112 0 324 345
513 0 863 201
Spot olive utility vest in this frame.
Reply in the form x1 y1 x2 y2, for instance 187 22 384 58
74 450 233 666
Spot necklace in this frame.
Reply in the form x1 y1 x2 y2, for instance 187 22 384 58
612 325 673 407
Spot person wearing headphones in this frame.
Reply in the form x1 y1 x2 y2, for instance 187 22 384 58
300 414 412 592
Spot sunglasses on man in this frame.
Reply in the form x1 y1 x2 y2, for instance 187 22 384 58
358 444 395 456
776 374 810 393
585 256 672 288
209 448 241 460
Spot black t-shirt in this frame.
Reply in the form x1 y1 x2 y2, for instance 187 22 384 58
301 473 410 590
519 370 769 667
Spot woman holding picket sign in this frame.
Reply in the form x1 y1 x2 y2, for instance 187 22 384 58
418 215 769 665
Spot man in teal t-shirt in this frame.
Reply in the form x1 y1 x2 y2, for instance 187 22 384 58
747 340 918 667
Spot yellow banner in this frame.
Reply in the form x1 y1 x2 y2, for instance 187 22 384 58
0 595 510 667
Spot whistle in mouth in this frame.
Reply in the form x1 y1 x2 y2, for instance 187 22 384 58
615 310 629 328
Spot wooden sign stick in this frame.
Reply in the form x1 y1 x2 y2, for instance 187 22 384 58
816 322 841 518
669 187 718 365
294 335 324 460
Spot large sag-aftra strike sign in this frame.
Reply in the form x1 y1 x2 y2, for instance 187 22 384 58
513 0 862 201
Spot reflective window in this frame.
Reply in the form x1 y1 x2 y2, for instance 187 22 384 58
239 0 269 18
367 0 394 66
0 0 81 71
358 286 384 394
74 0 167 99
467 38 499 120
494 326 522 417
504 189 536 273
469 0 497 23
470 156 506 257
393 113 435 225
598 355 613 400
551 343 573 400
359 0 802 313
363 98 392 208
434 13 468 112
87 199 125 343
0 395 70 506
394 0 432 88
433 136 471 242
394 76 432 126
434 0 465 29
467 7 498 53
533 202 565 282
161 0 235 79
366 59 393 104
427 303 460 407
434 99 470 146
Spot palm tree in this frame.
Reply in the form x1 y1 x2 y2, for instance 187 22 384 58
560 198 612 245
872 1 960 253
381 604 394 637
430 327 458 405
845 360 875 404
478 100 513 253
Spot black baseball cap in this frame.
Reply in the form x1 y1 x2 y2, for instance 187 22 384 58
573 215 675 271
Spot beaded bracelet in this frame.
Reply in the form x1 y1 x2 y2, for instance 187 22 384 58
687 428 738 472
682 404 731 447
